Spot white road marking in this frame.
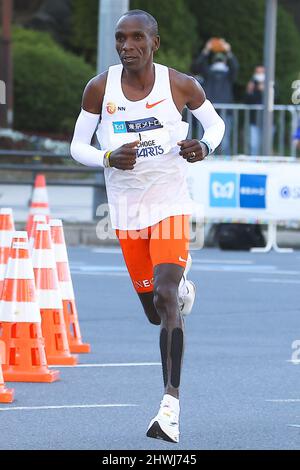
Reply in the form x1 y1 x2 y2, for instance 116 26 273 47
250 278 300 284
71 271 127 276
71 264 300 276
286 360 300 365
75 265 127 272
192 259 254 265
0 404 137 412
49 362 161 368
191 265 300 275
266 399 300 403
288 424 300 428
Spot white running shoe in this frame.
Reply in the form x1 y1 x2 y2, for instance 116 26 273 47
146 394 180 443
178 254 196 316
179 280 196 316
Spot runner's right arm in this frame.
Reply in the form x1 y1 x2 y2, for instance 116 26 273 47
70 74 138 170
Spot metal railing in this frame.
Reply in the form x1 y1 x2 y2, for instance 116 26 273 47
0 150 106 219
185 104 299 158
0 103 298 220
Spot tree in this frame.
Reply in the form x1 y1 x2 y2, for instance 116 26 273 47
70 0 98 64
37 0 300 104
69 0 198 72
187 0 300 103
130 0 198 72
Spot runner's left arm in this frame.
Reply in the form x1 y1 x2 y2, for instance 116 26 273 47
172 72 225 162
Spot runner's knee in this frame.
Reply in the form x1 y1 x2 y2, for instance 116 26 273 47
153 282 178 314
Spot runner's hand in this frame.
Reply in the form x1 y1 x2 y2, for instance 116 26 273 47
177 139 208 163
109 141 139 170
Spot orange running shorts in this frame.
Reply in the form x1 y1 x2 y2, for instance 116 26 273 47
116 215 190 293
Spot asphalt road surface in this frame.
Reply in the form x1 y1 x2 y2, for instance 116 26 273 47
1 247 300 450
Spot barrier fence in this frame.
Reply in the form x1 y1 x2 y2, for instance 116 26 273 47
185 104 299 158
0 150 106 220
187 156 300 252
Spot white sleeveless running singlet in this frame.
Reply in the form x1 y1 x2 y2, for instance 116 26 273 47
97 63 193 230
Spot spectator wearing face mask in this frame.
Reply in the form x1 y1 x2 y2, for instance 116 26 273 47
245 66 265 156
192 38 239 156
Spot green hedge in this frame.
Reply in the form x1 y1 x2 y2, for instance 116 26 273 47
13 27 95 133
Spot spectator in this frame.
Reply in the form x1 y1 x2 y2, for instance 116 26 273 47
294 118 300 151
193 38 239 155
245 66 265 156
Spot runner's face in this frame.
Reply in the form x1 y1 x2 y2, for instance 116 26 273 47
115 16 158 70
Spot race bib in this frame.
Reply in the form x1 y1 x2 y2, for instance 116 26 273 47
108 117 190 159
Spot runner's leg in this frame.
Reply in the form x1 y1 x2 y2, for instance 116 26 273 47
150 215 190 398
116 227 160 325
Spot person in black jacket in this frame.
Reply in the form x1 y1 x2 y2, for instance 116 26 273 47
193 38 239 155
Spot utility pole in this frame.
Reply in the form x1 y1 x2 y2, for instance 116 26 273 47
97 0 129 74
262 0 277 156
0 0 13 128
93 1 129 218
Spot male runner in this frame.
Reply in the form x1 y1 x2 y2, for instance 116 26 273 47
71 9 224 443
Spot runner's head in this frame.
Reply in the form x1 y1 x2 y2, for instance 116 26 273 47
115 10 160 71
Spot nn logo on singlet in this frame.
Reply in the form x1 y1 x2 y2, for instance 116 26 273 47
112 117 163 133
106 102 126 114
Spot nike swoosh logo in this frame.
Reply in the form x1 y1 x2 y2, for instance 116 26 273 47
146 99 166 109
179 256 187 262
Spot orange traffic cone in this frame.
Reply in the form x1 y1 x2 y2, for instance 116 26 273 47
29 214 47 252
26 174 50 235
0 208 15 298
50 219 91 353
32 224 78 365
0 340 14 403
0 231 59 382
